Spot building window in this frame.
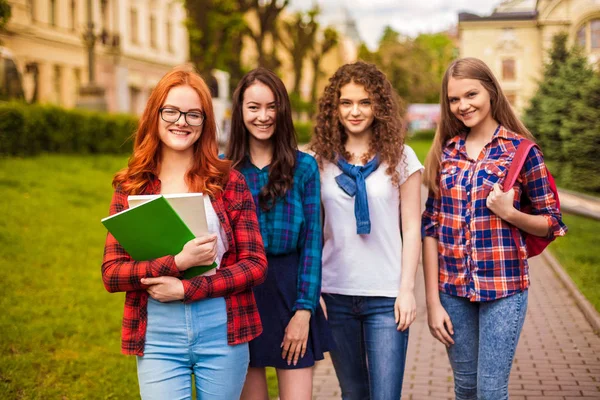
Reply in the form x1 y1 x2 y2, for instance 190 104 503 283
130 8 139 44
70 0 77 30
54 65 61 103
577 26 586 48
74 68 81 94
28 0 36 21
166 20 173 53
129 86 141 113
502 59 516 81
577 18 600 51
505 92 516 106
592 19 600 49
50 0 56 26
150 16 157 49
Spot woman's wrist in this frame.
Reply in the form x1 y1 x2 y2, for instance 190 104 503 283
426 293 442 307
399 282 415 292
294 309 312 319
174 254 188 271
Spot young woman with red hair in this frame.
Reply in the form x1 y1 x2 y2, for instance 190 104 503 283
101 67 267 399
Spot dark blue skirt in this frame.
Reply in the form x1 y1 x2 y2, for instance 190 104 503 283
249 252 331 369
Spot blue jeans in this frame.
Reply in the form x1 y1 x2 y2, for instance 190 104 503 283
322 294 409 400
440 290 528 400
136 296 249 400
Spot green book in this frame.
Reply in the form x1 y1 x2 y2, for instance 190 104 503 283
101 196 216 279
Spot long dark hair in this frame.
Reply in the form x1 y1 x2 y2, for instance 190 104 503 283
424 57 534 194
226 67 297 211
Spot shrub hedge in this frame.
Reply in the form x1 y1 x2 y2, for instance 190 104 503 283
0 102 137 156
294 121 313 144
0 102 318 156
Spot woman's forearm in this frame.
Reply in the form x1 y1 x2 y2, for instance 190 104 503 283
400 227 421 292
423 236 441 305
503 208 550 237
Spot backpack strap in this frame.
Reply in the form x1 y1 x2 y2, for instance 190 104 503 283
504 138 536 191
505 138 537 268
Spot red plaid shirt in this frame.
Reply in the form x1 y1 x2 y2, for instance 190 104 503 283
422 126 567 302
102 170 267 355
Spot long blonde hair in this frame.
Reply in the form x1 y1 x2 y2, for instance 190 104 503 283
423 57 534 194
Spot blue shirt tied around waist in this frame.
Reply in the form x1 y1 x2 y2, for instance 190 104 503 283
335 155 380 234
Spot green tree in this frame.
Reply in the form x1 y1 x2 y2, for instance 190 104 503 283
281 7 319 97
524 33 571 163
358 27 455 104
184 0 247 93
413 32 456 102
244 0 290 70
524 32 599 193
558 62 600 193
0 0 11 36
309 27 338 116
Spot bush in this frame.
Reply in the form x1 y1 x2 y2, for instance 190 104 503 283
294 121 313 144
0 102 137 156
523 33 600 194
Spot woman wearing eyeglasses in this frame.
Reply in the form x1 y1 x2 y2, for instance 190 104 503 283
101 66 267 400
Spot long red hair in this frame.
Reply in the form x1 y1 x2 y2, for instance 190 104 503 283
113 66 230 196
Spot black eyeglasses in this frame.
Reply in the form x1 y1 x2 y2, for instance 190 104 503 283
159 108 205 126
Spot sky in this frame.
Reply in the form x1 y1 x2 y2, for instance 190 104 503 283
289 0 502 49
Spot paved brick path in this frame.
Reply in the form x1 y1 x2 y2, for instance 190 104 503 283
312 255 600 399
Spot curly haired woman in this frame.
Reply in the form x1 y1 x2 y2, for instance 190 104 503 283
310 61 423 399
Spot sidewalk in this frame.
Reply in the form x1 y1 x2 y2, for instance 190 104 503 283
312 255 600 399
559 189 600 220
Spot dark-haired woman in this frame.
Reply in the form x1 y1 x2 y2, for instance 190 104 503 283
225 67 330 400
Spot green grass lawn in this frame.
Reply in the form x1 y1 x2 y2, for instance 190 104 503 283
0 154 139 399
406 137 433 164
549 214 600 313
0 154 280 399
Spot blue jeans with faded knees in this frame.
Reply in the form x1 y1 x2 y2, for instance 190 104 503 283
440 290 528 400
323 294 409 400
136 296 249 400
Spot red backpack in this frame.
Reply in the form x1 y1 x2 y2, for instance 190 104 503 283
504 139 560 258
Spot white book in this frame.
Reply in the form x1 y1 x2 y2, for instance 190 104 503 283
127 193 209 237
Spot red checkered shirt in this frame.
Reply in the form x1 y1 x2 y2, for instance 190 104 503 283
422 126 567 302
102 169 267 355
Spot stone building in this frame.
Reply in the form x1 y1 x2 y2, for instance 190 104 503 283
459 0 600 113
1 0 188 113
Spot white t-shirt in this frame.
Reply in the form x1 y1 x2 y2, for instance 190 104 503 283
321 145 424 297
204 196 229 269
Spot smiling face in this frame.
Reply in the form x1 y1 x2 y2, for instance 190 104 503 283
338 81 375 139
157 85 203 156
242 81 276 144
447 77 495 130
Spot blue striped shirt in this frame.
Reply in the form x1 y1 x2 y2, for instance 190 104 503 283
238 150 322 312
